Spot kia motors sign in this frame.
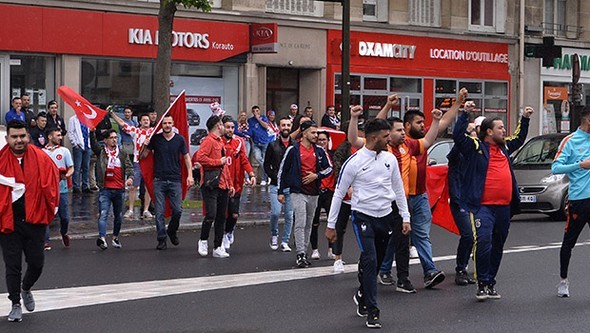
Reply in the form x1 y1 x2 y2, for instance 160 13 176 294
251 23 278 53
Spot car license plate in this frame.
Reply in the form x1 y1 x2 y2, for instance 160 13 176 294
520 195 537 203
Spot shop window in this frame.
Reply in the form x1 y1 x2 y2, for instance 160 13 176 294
459 81 482 94
334 74 361 91
435 79 456 94
363 77 387 91
543 84 570 134
363 0 388 23
8 55 55 118
390 77 421 93
544 0 567 37
409 0 441 27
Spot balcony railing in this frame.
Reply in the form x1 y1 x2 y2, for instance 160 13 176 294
265 0 324 17
542 22 582 38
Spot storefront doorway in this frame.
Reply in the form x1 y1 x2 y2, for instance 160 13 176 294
266 67 299 117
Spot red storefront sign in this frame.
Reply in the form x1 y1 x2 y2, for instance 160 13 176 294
0 4 250 62
251 23 279 53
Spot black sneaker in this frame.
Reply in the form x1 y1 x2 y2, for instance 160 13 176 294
303 254 312 267
352 291 368 317
455 270 472 286
396 279 417 293
156 240 167 250
296 253 307 268
378 272 395 285
366 310 382 329
96 237 107 250
167 230 179 246
424 270 445 289
476 282 488 301
486 284 501 299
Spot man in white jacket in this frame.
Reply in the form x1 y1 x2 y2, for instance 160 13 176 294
67 115 91 193
326 117 410 330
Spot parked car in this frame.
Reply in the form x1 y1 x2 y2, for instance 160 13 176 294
187 109 200 126
511 133 569 221
426 134 570 221
190 129 208 146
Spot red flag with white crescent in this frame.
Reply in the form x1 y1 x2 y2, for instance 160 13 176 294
426 164 459 235
57 86 108 129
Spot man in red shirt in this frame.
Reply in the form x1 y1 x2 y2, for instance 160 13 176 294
220 116 256 251
194 116 235 258
90 129 134 250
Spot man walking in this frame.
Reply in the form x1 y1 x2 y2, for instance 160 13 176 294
264 117 295 251
248 105 274 186
278 121 332 268
141 115 194 250
91 129 133 250
68 114 91 193
326 118 410 329
220 116 256 251
194 115 234 258
43 128 74 250
553 107 590 298
0 120 59 322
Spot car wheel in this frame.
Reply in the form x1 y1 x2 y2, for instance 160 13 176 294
549 192 569 222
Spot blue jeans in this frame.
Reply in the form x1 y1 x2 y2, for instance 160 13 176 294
269 185 293 244
251 142 269 180
153 179 183 241
72 146 91 190
472 205 510 285
98 188 124 238
45 193 70 242
451 201 474 272
409 193 437 276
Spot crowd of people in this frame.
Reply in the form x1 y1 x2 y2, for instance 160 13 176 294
2 91 590 329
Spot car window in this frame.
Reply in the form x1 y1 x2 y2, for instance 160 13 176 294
428 141 453 166
512 137 560 167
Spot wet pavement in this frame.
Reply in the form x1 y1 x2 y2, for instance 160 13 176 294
50 185 278 239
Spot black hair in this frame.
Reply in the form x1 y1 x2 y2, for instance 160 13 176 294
279 116 291 123
387 117 403 125
105 129 118 138
206 115 222 131
45 126 62 136
36 112 48 120
477 117 503 141
20 93 29 98
139 113 150 121
403 110 425 125
221 115 234 124
47 100 58 108
7 119 28 133
251 105 260 111
364 118 391 136
581 106 590 122
317 131 330 139
12 96 21 103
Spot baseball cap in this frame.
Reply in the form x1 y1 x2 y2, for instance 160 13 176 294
290 104 298 110
474 116 486 128
299 120 316 132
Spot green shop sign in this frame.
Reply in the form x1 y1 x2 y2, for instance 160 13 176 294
553 53 590 71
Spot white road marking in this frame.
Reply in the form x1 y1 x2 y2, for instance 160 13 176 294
1 241 588 315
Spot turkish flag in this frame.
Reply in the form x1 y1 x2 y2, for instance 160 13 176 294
140 91 189 217
426 164 459 235
57 86 108 129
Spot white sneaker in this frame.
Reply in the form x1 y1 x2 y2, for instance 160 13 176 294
557 279 569 297
409 246 419 259
327 248 336 259
311 249 320 260
222 233 231 250
213 246 230 258
227 231 235 245
198 240 208 256
333 259 345 274
280 242 292 252
143 210 154 219
123 210 133 219
270 236 279 250
260 180 267 186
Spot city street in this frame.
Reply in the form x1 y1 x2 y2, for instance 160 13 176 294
2 213 590 332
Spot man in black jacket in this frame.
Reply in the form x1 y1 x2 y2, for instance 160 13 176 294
264 117 294 252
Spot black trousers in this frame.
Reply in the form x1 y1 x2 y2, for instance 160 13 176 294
225 192 242 234
200 187 229 248
560 198 590 279
0 221 46 305
311 189 334 250
332 202 351 256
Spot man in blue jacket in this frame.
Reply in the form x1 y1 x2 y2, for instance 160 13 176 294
278 121 332 268
553 107 590 298
452 107 529 301
248 105 274 185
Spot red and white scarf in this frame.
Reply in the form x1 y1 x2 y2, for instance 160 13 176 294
105 146 121 169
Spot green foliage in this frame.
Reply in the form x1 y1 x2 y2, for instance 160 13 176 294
162 0 212 12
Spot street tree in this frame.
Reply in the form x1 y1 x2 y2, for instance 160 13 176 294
155 0 211 116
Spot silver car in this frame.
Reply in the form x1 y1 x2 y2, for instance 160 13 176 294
511 133 569 221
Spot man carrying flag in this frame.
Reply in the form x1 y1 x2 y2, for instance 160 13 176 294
140 93 194 250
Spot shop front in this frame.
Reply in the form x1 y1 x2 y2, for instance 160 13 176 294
326 30 512 130
540 48 590 135
0 3 250 128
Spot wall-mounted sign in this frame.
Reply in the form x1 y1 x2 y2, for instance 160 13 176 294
251 23 278 53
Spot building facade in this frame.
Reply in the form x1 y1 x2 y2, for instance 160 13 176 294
0 0 589 136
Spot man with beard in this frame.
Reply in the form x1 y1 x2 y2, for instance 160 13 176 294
194 116 234 258
46 100 66 138
453 108 527 301
278 121 332 268
326 118 409 329
0 120 59 322
29 113 48 148
21 94 36 128
220 115 256 252
264 117 295 251
141 115 194 250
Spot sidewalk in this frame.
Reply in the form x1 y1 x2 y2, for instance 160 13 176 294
53 185 277 239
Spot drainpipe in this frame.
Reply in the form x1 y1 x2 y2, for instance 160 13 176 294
519 0 525 113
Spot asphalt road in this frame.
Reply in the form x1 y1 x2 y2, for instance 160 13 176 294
2 214 590 333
